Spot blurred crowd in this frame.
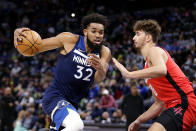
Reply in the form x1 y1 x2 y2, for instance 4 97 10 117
0 0 196 131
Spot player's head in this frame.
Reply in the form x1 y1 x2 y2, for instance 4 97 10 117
133 19 161 48
130 81 138 96
81 13 108 51
4 87 11 96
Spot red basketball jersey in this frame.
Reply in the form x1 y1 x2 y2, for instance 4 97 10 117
144 49 194 109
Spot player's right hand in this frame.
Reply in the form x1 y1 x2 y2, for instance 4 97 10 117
128 119 141 131
14 27 30 48
112 57 129 78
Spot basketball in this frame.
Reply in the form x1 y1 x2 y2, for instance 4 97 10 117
16 30 42 56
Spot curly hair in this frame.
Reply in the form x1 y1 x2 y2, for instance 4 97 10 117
81 13 108 30
133 19 161 43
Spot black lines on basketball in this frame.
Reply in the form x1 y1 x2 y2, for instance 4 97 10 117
21 36 34 55
16 30 42 56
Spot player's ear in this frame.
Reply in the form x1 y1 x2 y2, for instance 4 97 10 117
83 29 87 36
146 34 152 42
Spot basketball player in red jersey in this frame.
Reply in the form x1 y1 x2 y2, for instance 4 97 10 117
112 19 196 131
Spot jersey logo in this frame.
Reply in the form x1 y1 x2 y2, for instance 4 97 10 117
73 55 90 67
173 106 183 115
73 49 90 66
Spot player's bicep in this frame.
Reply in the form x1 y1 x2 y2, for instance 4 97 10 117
39 34 64 52
39 32 77 53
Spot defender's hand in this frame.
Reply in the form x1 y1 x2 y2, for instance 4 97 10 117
87 54 103 72
128 119 141 131
14 27 30 48
112 58 129 78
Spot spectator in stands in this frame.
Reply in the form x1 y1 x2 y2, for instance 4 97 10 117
116 81 131 107
91 102 103 122
121 82 144 131
100 89 118 117
111 109 125 123
101 111 111 124
0 87 16 131
88 83 100 100
22 107 38 130
13 110 27 131
80 102 93 121
16 89 35 112
137 79 149 100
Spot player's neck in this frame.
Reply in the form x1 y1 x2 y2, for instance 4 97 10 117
86 44 93 54
140 42 156 60
84 37 93 53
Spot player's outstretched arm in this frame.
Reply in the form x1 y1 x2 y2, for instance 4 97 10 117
14 27 77 53
87 46 111 83
39 32 78 53
113 47 167 79
128 94 165 131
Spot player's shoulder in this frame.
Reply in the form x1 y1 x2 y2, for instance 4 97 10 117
153 46 168 56
149 46 165 55
101 45 111 55
101 45 111 53
101 45 111 59
57 32 79 44
150 46 162 51
148 46 168 62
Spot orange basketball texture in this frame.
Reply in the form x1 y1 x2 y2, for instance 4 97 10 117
17 30 42 56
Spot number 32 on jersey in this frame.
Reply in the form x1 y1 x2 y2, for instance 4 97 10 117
74 65 93 81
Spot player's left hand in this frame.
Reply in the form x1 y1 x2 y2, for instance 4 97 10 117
128 119 141 131
87 54 103 72
14 27 30 48
112 57 129 78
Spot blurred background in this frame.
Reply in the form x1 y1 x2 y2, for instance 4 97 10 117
0 0 196 131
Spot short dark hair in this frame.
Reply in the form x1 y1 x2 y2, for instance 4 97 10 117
130 81 138 87
81 13 108 30
133 19 161 43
